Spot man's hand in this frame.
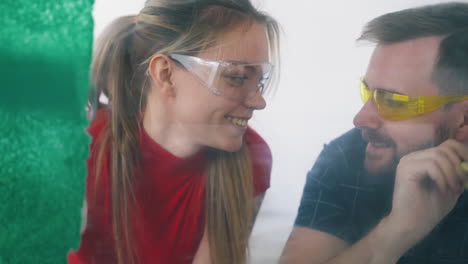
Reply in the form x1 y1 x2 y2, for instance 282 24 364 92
281 140 468 264
386 139 468 249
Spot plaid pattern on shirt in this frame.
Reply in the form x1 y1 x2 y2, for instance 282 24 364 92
295 128 468 263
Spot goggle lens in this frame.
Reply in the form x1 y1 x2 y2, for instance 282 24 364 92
170 54 274 101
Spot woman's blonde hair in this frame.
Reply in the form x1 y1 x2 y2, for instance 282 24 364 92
90 1 280 263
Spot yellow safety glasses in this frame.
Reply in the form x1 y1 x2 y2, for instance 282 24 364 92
360 77 468 120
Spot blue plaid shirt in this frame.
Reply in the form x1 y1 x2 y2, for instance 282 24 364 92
295 128 468 263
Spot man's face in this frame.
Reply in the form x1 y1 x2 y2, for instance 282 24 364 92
353 36 454 176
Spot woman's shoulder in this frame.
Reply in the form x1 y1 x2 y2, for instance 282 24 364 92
244 126 270 150
244 127 271 162
87 108 109 138
245 127 272 195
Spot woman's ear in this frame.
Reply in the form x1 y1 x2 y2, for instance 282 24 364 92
148 54 175 97
454 101 468 142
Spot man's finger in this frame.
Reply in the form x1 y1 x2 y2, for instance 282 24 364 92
460 162 468 189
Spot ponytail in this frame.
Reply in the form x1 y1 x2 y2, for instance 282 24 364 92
206 146 254 264
91 15 143 264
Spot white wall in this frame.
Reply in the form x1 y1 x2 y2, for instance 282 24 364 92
92 0 463 263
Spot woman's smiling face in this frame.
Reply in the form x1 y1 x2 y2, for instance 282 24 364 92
169 22 270 153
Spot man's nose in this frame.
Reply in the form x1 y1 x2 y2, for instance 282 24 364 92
353 99 383 130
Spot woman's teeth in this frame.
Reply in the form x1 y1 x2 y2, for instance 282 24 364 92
225 116 248 127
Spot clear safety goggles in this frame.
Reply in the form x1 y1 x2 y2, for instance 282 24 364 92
360 77 468 120
169 54 274 101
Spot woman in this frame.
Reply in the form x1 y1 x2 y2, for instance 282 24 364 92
68 0 280 263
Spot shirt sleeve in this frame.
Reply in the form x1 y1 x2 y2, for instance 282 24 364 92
68 108 116 264
294 142 358 244
244 127 272 196
67 250 84 264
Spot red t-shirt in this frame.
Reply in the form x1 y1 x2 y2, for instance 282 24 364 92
68 109 272 264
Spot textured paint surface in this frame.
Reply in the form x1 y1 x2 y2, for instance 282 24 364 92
0 0 93 263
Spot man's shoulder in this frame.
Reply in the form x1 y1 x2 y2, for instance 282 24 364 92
296 129 370 243
303 128 366 191
327 128 366 153
297 128 386 243
316 128 367 171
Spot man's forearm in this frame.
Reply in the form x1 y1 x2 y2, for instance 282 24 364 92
323 216 413 264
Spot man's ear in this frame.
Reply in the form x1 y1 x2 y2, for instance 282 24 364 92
148 54 175 97
454 101 468 142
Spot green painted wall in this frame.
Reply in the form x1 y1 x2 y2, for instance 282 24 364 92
0 0 93 263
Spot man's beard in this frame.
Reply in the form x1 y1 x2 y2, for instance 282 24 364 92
361 122 450 182
361 128 398 179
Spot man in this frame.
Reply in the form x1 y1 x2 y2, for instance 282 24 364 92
280 3 468 264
